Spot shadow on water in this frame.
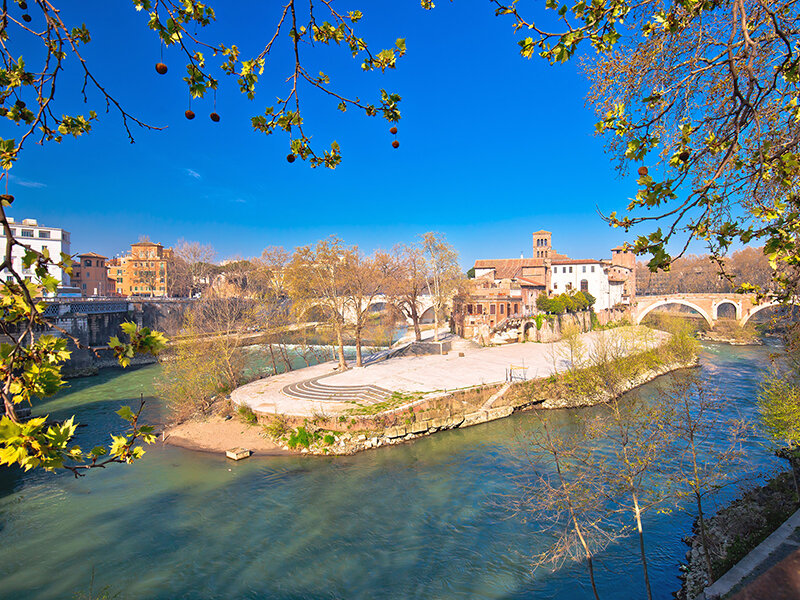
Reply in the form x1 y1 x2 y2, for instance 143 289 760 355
0 343 786 600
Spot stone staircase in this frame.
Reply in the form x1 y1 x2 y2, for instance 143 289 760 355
282 376 394 404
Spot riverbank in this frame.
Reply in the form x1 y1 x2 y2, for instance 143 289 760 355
163 414 292 456
677 471 799 599
164 325 697 456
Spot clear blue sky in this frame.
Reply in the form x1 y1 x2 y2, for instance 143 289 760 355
10 1 682 268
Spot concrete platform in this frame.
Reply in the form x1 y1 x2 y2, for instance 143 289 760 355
231 326 667 418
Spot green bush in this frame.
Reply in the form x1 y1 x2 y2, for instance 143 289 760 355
263 416 289 438
288 426 312 449
323 434 335 445
237 404 258 425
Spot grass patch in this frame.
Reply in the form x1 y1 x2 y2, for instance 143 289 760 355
345 391 424 416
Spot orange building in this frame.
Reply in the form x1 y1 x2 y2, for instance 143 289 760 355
71 252 112 296
110 241 175 297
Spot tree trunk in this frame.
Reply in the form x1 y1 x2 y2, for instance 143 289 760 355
696 491 715 585
355 325 363 367
633 492 653 600
335 327 347 370
268 343 279 375
410 302 422 342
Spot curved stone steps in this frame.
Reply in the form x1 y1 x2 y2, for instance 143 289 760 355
282 377 394 404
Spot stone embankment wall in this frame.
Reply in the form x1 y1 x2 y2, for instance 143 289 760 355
260 355 698 455
524 310 592 343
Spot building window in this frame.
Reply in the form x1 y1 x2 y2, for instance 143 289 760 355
581 279 589 292
591 265 595 273
20 229 33 238
82 283 86 290
490 305 495 315
500 304 504 314
582 266 586 273
553 283 558 290
38 230 50 238
569 266 573 273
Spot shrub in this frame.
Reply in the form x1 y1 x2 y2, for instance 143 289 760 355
323 434 335 445
583 290 596 306
558 293 576 313
264 416 289 438
288 426 312 449
237 404 258 425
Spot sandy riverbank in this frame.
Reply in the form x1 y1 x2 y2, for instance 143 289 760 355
163 415 292 456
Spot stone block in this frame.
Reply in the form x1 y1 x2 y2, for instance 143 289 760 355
486 406 514 420
410 421 428 434
463 411 489 427
431 417 449 430
384 425 407 438
225 447 251 460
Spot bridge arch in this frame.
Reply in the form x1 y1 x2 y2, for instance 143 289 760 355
740 301 781 327
714 300 740 321
635 299 714 327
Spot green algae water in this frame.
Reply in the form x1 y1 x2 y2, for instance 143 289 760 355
0 343 783 600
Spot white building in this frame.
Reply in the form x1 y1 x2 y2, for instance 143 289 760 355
0 217 72 294
549 259 627 311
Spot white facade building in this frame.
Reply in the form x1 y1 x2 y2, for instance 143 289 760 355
0 217 72 293
549 259 626 311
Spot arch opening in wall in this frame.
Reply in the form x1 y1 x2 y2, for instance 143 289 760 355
419 306 435 324
637 300 713 329
716 301 738 320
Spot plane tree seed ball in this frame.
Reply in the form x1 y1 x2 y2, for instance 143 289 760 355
679 150 690 162
390 126 398 135
155 63 168 75
287 154 296 163
22 14 31 22
185 110 195 120
637 166 649 177
210 112 220 122
392 140 400 149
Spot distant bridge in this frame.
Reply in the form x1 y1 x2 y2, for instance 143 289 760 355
302 294 436 325
633 293 784 327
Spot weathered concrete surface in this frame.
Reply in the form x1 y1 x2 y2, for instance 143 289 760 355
232 326 668 417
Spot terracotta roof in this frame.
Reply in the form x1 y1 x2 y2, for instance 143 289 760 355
131 241 161 247
552 259 603 265
474 258 544 279
518 277 545 287
532 230 551 234
608 275 627 283
78 252 107 258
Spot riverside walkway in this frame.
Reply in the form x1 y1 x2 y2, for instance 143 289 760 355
231 326 667 418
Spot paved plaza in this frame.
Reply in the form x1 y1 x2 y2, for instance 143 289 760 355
232 326 667 417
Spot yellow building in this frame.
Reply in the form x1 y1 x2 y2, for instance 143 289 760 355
110 241 175 297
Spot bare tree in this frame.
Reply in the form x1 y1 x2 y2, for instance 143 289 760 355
287 237 354 371
387 243 429 342
345 249 396 366
421 232 461 341
173 239 216 297
666 374 748 588
511 413 617 600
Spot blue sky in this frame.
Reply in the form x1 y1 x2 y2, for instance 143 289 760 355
11 1 676 268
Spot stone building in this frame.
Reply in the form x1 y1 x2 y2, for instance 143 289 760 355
109 241 175 297
454 230 636 339
71 252 112 297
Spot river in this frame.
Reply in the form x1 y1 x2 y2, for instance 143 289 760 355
0 342 784 600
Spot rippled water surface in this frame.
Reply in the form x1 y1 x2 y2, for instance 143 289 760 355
0 343 784 600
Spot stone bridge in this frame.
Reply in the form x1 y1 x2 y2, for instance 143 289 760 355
633 293 783 327
302 294 436 325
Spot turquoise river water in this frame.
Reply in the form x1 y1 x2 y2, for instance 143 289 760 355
0 342 785 599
